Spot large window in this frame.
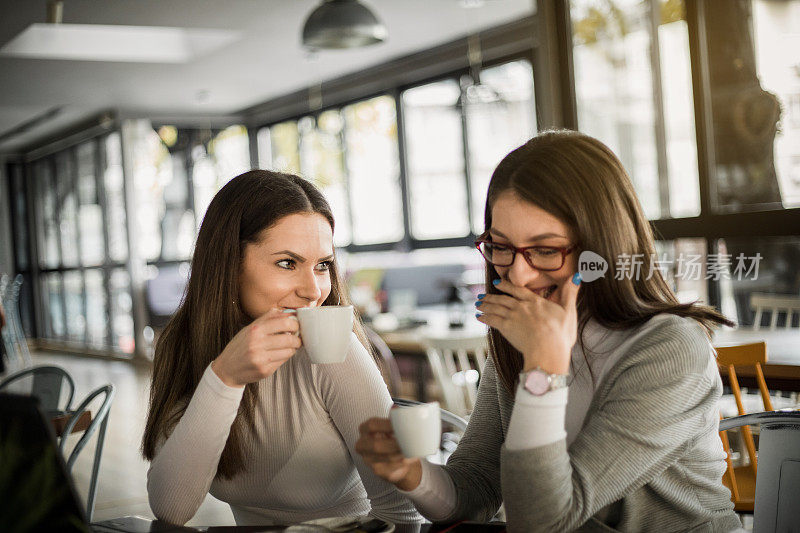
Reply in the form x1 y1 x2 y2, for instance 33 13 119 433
260 96 405 248
571 0 700 219
22 132 134 354
464 60 537 233
344 96 405 245
257 58 537 250
403 80 469 240
567 0 800 333
707 0 800 212
133 122 251 264
192 125 251 229
299 112 352 246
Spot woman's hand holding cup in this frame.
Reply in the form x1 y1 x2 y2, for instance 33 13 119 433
355 418 423 491
212 308 302 387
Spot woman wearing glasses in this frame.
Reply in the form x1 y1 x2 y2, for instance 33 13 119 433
356 131 741 531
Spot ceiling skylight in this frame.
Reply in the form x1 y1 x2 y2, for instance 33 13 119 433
0 24 241 63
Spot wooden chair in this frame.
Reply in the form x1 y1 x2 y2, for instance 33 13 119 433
716 342 774 513
422 334 488 417
750 293 800 330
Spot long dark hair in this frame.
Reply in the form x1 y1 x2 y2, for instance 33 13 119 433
484 131 734 392
142 170 371 478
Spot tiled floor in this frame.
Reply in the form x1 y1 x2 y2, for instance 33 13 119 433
27 351 235 526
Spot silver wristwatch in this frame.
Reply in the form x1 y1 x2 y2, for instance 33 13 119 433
520 367 569 396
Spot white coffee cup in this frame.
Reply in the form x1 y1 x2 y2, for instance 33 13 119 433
296 305 353 364
390 401 441 458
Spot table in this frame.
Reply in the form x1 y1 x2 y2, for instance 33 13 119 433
713 327 800 391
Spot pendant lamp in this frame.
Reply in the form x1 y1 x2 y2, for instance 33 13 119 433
301 0 387 49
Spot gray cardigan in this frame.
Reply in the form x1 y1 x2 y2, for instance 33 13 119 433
441 314 741 532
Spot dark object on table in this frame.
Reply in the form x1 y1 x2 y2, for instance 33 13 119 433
0 392 89 532
446 284 465 330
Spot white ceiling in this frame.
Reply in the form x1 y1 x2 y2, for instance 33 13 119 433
0 0 535 153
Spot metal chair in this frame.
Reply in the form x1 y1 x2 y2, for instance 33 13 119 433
59 384 115 521
422 334 488 417
719 411 800 529
0 365 115 521
0 365 76 415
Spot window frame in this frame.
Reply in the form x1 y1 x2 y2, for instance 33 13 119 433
7 130 134 356
560 0 800 309
251 51 539 255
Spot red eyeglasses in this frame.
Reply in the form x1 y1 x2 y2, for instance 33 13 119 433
475 239 576 271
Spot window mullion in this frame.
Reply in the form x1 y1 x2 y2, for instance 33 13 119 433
69 145 89 346
459 76 476 238
95 135 114 348
337 109 356 248
23 163 43 340
394 90 413 251
50 156 68 341
648 0 671 218
186 130 198 235
686 0 716 217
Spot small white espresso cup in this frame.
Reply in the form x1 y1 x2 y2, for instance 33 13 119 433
295 305 354 364
390 401 442 458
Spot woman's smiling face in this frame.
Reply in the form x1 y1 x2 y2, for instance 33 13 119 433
489 190 578 302
238 212 334 319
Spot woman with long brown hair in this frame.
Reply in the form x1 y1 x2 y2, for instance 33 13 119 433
142 170 420 526
356 131 741 531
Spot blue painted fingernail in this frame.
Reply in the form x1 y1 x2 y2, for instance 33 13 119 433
475 312 483 318
477 293 485 299
572 272 582 285
492 279 501 286
475 301 482 307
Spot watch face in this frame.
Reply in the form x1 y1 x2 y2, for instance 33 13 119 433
525 370 550 395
